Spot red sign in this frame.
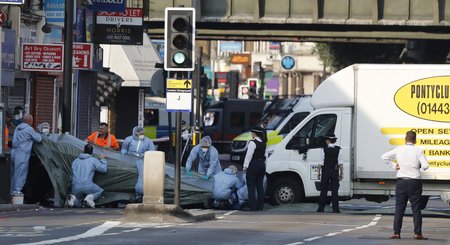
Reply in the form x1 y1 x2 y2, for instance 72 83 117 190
73 43 93 69
21 43 63 72
0 11 6 26
96 8 143 26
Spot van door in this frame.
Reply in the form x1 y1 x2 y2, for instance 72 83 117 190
286 109 351 198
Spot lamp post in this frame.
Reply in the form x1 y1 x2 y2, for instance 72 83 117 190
62 0 74 133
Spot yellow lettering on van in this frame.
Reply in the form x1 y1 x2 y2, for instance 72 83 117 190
389 138 450 146
381 127 445 135
394 76 450 122
428 160 450 168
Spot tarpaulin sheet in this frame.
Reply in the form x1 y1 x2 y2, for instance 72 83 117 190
32 134 213 207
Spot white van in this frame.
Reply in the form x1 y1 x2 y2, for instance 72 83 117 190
266 64 450 207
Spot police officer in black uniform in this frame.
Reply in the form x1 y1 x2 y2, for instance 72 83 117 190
243 126 266 211
317 133 343 213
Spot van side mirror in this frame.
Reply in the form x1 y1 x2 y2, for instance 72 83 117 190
297 137 309 154
286 135 309 154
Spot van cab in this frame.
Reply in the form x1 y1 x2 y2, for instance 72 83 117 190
230 96 313 164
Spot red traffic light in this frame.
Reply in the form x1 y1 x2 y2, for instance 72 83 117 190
250 80 256 87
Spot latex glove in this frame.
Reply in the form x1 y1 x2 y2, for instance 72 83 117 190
186 170 192 176
121 149 127 155
202 175 210 180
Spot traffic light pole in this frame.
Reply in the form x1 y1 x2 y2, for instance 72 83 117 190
174 110 182 207
194 46 202 145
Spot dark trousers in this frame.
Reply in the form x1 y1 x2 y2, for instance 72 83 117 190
318 168 340 212
246 159 266 211
394 178 423 235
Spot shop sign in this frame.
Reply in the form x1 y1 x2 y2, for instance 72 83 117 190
230 53 251 65
21 43 63 72
72 43 93 69
95 8 143 45
89 0 126 13
0 0 23 4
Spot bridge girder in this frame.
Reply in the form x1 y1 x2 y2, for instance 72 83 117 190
137 0 450 42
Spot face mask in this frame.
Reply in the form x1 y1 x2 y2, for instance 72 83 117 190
202 148 208 153
42 128 50 134
14 115 21 120
138 135 145 140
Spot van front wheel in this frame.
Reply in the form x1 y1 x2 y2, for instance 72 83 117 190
269 178 304 205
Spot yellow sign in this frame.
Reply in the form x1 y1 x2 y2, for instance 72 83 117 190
230 53 251 64
394 76 450 122
381 127 450 135
167 79 192 89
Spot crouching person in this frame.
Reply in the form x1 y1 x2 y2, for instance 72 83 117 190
65 144 107 208
211 165 241 209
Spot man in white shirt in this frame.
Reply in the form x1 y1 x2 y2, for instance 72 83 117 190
381 130 429 240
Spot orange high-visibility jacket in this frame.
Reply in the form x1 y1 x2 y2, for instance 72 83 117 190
86 131 119 150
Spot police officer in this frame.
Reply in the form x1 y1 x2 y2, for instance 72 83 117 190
243 126 266 211
317 133 343 213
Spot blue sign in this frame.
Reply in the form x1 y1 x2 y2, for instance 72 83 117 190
219 41 242 53
2 29 15 70
44 0 64 25
0 0 23 4
151 40 165 60
89 0 126 12
2 29 16 87
281 55 296 71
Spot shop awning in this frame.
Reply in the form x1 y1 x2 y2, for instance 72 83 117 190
101 34 163 87
96 69 123 107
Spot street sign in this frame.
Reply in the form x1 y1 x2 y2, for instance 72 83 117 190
72 43 93 69
166 78 192 112
281 55 296 71
21 43 64 72
0 11 7 26
242 86 249 94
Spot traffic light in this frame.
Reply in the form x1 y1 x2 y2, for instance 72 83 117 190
248 78 258 98
164 7 196 71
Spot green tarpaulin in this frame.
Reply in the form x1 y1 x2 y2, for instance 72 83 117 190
32 134 213 207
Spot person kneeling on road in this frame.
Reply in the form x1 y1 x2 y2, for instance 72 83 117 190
185 136 222 180
212 165 241 209
65 144 107 208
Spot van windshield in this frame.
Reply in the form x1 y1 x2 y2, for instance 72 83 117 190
261 111 290 130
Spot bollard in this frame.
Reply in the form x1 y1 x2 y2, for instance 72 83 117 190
142 151 165 204
125 150 215 222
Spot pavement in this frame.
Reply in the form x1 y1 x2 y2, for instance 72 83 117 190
0 204 40 212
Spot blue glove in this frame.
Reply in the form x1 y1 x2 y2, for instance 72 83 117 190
186 170 192 176
121 149 127 155
202 175 210 180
